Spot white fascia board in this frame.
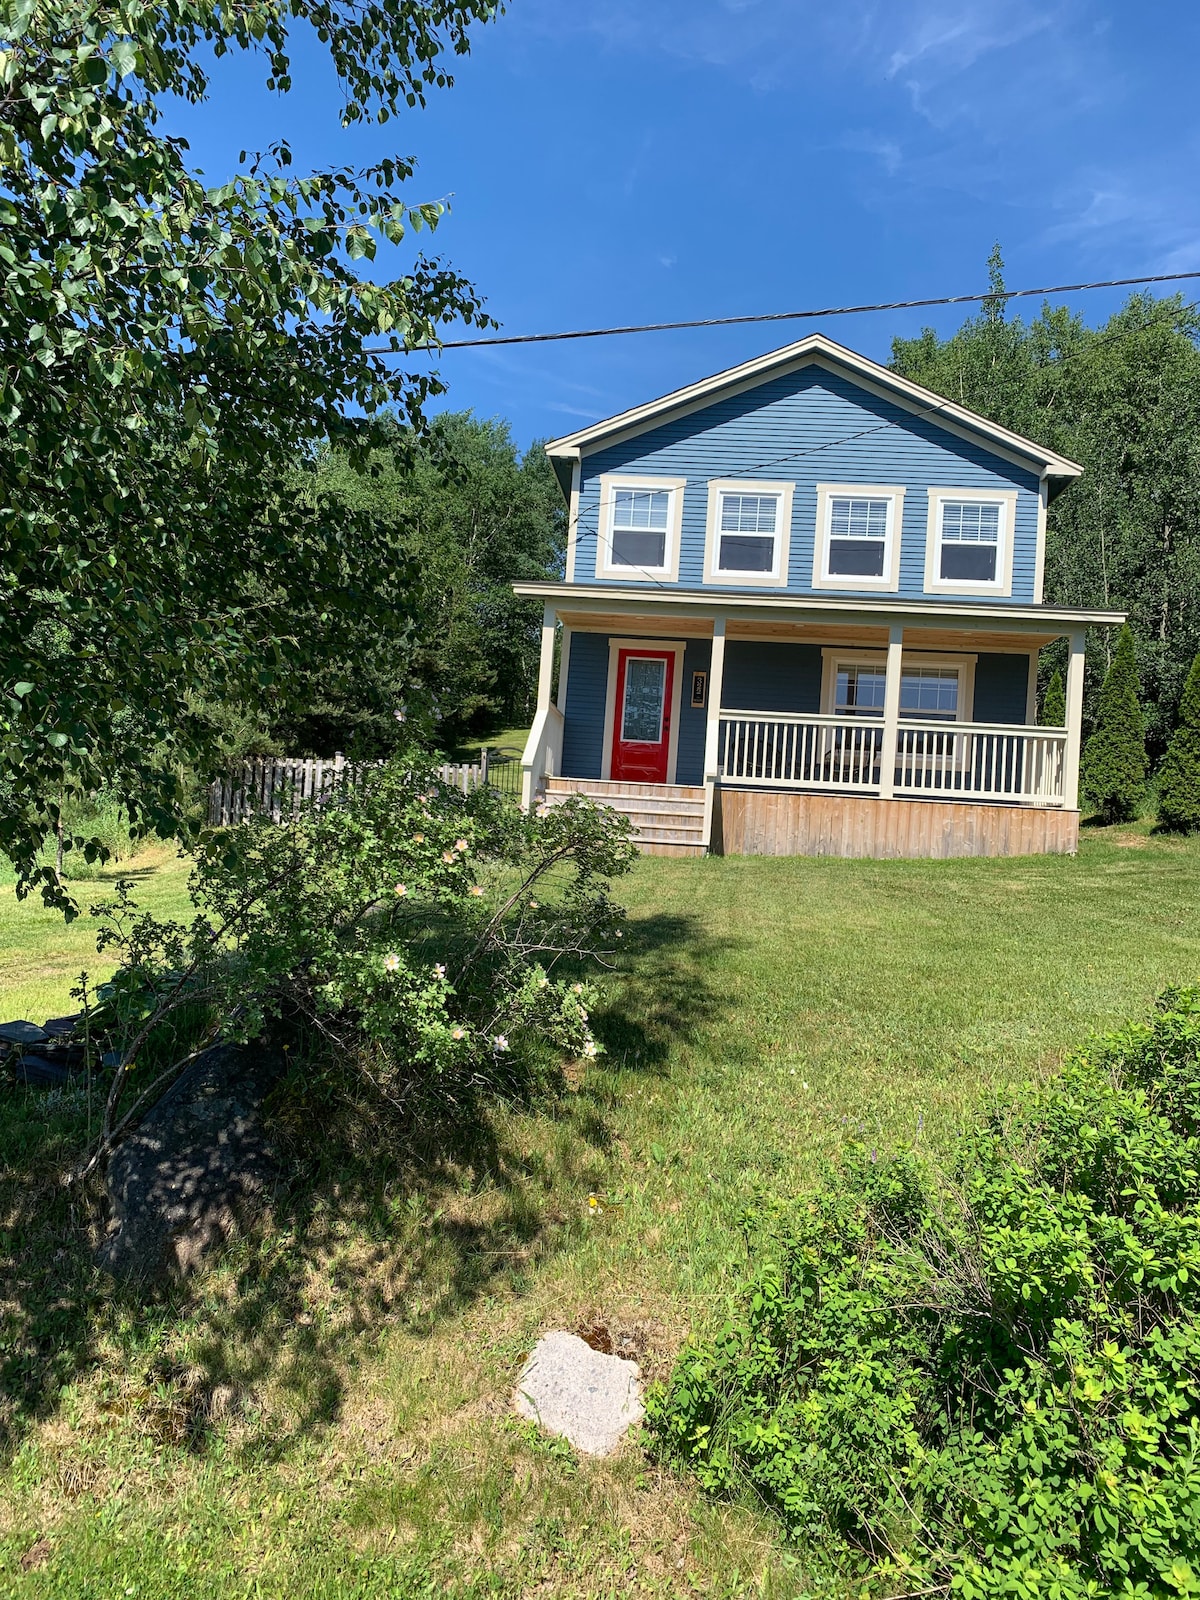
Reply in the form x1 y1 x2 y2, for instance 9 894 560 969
512 580 1124 631
543 333 1083 482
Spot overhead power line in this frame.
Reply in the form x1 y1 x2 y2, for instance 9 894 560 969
366 270 1200 355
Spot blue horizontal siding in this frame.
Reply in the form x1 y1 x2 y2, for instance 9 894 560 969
973 653 1031 725
722 641 822 713
560 632 608 780
676 639 711 784
575 364 1042 604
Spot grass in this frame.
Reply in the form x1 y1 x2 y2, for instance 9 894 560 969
0 847 195 1023
3 822 1200 1595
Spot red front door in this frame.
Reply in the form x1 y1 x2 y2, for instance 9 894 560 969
611 649 674 783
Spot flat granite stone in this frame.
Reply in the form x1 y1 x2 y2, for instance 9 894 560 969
0 1021 47 1048
515 1330 643 1457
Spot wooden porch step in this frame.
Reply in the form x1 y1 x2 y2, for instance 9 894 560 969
545 776 704 803
542 776 708 855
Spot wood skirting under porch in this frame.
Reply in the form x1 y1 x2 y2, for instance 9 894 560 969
715 788 1080 859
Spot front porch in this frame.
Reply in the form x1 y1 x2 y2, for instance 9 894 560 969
517 586 1104 859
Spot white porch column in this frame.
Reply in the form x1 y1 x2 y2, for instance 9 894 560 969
877 622 904 800
1062 627 1087 810
536 603 557 715
703 617 727 779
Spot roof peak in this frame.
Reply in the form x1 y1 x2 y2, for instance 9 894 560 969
544 330 1081 481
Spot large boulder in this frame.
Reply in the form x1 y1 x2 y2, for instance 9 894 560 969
95 1042 284 1284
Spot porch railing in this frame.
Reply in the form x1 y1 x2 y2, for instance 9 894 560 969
719 712 1068 807
894 720 1067 805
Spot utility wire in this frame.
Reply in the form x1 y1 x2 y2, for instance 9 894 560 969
367 270 1200 355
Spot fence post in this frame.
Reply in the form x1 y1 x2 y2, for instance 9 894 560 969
480 745 489 785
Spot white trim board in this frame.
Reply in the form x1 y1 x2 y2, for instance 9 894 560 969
513 580 1126 631
545 334 1082 481
600 638 687 783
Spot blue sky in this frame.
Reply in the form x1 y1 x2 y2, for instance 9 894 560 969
171 1 1200 450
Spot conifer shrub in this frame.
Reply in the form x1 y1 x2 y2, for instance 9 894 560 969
646 988 1200 1599
1040 667 1066 727
1157 653 1200 832
1080 623 1147 821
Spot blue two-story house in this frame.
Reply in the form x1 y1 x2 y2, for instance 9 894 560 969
516 333 1124 858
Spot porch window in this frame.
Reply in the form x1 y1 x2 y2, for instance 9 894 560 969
716 491 781 574
833 662 961 719
938 500 1001 583
827 496 889 578
610 487 671 571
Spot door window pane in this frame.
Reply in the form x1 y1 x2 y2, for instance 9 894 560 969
621 658 666 742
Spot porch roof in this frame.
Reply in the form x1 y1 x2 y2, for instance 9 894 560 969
513 581 1125 638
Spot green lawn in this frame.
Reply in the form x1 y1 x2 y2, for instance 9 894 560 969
3 826 1200 1596
0 847 195 1023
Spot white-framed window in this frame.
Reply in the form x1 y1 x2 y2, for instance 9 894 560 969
703 479 793 587
595 474 686 581
924 487 1017 596
822 650 976 722
812 484 905 591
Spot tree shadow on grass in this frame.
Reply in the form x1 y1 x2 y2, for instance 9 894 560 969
0 905 732 1466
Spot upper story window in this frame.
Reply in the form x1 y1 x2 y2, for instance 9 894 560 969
939 501 1000 581
924 487 1017 597
703 479 793 587
596 474 686 581
812 484 904 591
612 489 670 569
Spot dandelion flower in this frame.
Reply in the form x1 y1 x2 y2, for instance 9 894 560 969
492 1034 509 1052
394 883 408 897
469 885 484 897
588 1195 598 1209
384 953 401 973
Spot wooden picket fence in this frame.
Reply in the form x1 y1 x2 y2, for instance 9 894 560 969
207 752 500 826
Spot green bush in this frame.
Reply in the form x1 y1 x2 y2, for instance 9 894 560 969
79 751 637 1170
1040 667 1066 727
647 988 1200 1599
1158 654 1200 833
1081 624 1148 821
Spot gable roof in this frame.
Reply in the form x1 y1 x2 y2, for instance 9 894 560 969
543 332 1083 490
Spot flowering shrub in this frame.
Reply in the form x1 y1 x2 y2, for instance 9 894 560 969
78 754 636 1172
647 988 1200 1599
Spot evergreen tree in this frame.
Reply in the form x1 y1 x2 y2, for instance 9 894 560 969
1040 669 1066 727
1080 625 1147 821
1157 653 1200 831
